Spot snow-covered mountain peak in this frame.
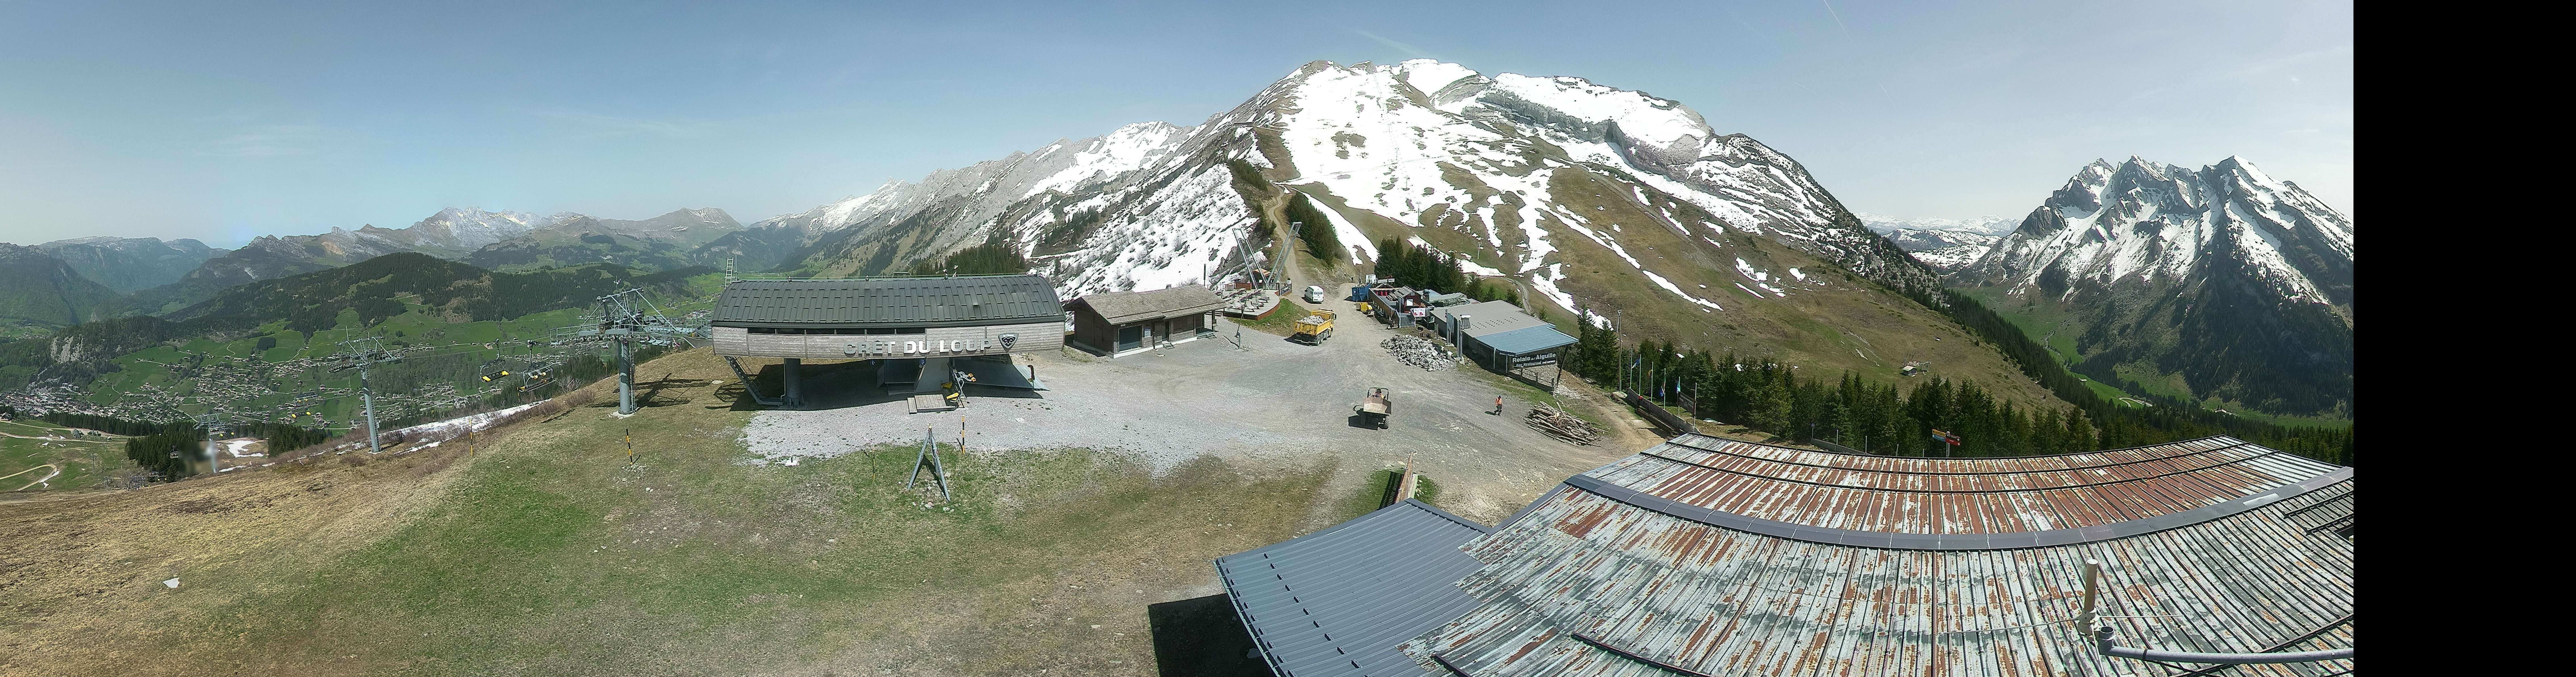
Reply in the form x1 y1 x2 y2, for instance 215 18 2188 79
753 58 1937 316
1969 155 2352 311
1393 59 1481 96
410 207 558 250
1857 213 2019 236
1961 155 2354 416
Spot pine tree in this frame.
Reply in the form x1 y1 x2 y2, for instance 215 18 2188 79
1286 192 1342 262
1749 374 1793 436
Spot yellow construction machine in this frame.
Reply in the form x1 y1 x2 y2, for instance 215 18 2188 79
1292 309 1336 344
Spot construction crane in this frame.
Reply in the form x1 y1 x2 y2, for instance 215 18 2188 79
553 288 709 415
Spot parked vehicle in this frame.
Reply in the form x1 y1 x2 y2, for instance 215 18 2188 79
1353 386 1392 429
1292 309 1336 344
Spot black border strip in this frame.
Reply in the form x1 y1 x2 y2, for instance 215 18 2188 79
1560 467 2354 551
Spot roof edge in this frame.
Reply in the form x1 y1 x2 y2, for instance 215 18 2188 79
1216 499 1488 565
1559 467 2352 551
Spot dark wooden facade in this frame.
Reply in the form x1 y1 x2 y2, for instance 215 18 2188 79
1063 285 1229 356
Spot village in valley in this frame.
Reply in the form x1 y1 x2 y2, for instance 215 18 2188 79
0 5 2354 673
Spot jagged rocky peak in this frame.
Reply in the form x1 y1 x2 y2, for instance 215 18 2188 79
1959 155 2353 416
758 57 1934 312
1969 155 2352 310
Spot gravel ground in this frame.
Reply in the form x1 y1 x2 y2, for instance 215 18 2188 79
738 314 1647 521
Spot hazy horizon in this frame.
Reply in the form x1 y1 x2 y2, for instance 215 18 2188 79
1 1 2353 248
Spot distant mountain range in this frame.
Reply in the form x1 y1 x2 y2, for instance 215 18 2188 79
0 207 750 327
33 237 224 293
0 60 2353 421
0 243 124 331
736 59 2054 405
1953 156 2353 416
1858 213 2016 272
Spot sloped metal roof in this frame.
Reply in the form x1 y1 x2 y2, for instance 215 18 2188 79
1217 499 1492 677
1399 435 2356 676
1065 285 1228 325
711 275 1062 328
1438 301 1546 338
1471 325 1577 356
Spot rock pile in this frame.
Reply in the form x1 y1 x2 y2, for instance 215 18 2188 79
1381 335 1457 371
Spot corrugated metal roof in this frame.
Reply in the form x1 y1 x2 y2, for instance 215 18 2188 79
710 275 1062 328
1066 285 1228 325
1397 435 2355 676
1439 301 1546 339
1217 499 1493 677
1472 325 1578 356
1578 434 2343 535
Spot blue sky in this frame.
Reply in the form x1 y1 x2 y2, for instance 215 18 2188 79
0 1 2353 247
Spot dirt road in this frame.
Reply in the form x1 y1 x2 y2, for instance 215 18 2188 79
740 314 1655 523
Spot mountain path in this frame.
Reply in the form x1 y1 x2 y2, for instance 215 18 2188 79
3 463 62 490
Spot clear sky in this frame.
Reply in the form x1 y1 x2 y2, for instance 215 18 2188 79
0 0 2353 247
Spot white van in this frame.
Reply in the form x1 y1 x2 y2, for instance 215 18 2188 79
1302 285 1325 304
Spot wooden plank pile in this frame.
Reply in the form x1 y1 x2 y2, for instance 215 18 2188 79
1525 405 1602 445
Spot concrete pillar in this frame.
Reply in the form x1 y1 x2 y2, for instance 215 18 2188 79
783 358 802 407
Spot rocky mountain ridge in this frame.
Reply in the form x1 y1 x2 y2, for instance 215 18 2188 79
1956 156 2354 415
752 59 2058 406
31 236 224 293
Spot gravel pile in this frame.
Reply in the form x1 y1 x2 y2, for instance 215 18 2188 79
1381 335 1458 371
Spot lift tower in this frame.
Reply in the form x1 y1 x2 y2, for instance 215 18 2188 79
558 288 709 415
332 336 399 455
190 412 227 474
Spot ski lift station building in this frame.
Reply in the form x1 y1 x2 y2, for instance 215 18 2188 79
710 275 1066 359
710 275 1066 405
1217 434 2354 676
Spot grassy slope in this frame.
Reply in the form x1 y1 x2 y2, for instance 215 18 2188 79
1300 168 2068 413
0 249 124 331
77 303 594 424
1233 298 1314 337
0 348 1387 676
1959 287 2352 429
0 419 135 491
69 272 725 429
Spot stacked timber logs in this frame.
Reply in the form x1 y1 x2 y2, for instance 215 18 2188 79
1526 405 1601 445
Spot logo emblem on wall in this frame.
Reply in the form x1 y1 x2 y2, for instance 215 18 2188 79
997 334 1018 350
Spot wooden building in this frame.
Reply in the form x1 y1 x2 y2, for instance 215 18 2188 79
1063 285 1228 357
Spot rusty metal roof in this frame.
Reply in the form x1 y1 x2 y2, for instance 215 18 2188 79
1216 499 1492 677
1581 434 2344 536
711 275 1061 328
1392 435 2353 676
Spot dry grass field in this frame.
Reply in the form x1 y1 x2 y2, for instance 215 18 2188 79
0 287 1700 677
0 349 1421 676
